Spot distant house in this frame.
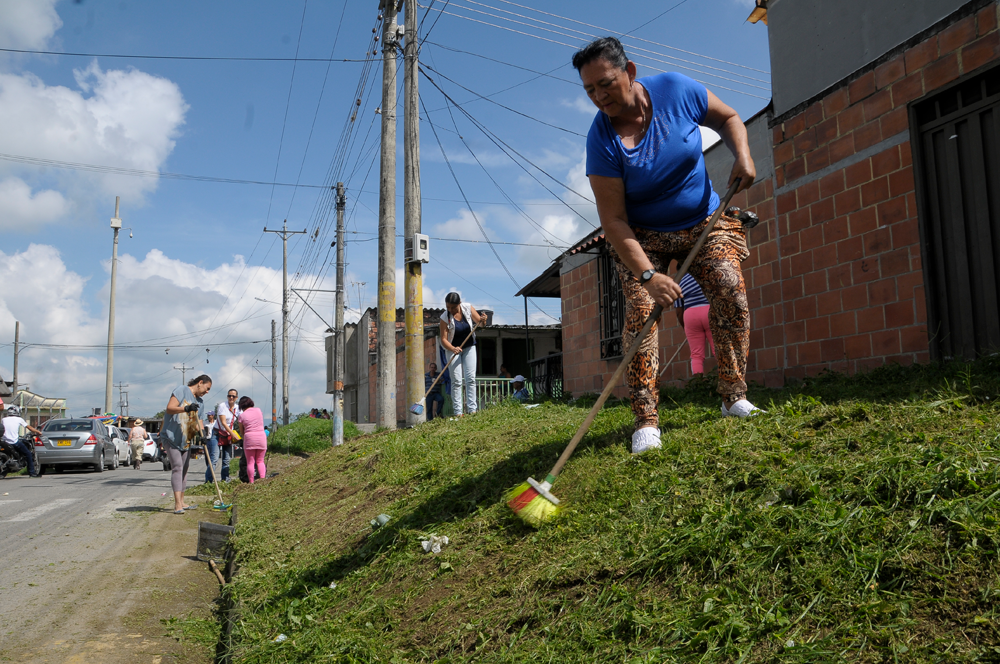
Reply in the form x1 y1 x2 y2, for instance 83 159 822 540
522 0 999 397
7 389 67 427
341 307 561 424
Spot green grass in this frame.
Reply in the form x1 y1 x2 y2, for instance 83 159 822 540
205 358 1000 662
268 417 364 455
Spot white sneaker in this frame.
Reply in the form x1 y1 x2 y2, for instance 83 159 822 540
631 427 662 455
723 399 766 418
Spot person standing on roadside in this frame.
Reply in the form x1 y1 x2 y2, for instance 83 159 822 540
237 396 267 484
214 389 241 483
129 418 147 470
162 375 211 513
202 412 218 483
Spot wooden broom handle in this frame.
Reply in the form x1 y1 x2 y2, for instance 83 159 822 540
421 318 481 400
548 179 741 479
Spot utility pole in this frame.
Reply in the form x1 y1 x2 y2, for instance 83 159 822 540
116 382 129 417
264 221 307 426
333 183 347 446
376 0 399 430
12 321 19 399
403 0 424 427
105 196 122 414
174 364 194 385
271 319 278 429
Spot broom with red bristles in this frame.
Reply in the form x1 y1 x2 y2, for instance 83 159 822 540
507 179 743 527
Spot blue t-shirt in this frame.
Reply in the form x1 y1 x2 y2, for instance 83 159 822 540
586 72 720 232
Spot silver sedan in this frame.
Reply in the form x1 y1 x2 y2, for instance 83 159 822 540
37 418 119 473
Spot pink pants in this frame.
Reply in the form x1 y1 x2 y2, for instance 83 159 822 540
245 448 266 484
683 305 714 374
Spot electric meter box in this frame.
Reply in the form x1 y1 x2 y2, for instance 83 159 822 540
405 233 430 264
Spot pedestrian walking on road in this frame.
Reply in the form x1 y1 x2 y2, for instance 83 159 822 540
162 375 212 513
129 418 147 470
237 396 267 484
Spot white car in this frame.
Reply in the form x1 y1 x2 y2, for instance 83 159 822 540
142 434 161 461
107 425 131 468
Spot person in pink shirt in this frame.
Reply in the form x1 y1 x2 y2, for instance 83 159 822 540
237 396 267 483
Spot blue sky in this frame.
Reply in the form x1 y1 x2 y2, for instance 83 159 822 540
0 0 771 417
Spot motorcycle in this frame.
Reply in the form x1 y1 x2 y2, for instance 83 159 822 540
0 434 44 478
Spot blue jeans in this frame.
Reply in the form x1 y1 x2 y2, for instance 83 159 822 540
426 392 444 419
204 436 233 483
447 346 478 415
12 440 36 476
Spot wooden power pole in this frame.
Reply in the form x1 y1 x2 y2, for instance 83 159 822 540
376 0 399 429
403 0 424 426
264 221 307 426
105 197 122 414
271 319 277 429
333 182 346 446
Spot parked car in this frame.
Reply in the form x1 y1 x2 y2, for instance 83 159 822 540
142 433 161 462
107 425 131 468
37 418 118 473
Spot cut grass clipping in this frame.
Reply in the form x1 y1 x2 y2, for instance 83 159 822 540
188 359 1000 662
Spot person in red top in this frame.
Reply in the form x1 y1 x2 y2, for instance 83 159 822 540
237 396 267 484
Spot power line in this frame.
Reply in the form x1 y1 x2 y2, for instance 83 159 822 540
450 0 769 88
264 0 310 227
417 3 769 100
344 230 567 248
0 46 376 63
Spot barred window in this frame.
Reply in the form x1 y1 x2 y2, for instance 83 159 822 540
597 246 626 360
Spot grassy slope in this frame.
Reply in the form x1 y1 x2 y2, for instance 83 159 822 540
214 359 1000 662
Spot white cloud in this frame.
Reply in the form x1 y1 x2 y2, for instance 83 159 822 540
0 244 338 417
0 177 68 229
0 0 61 52
432 208 490 242
0 62 188 219
564 96 597 115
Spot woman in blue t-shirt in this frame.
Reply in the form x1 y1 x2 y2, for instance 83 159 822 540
574 37 764 454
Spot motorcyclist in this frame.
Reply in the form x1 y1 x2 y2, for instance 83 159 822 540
1 405 42 477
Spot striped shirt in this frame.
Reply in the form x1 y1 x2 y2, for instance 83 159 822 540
674 273 709 310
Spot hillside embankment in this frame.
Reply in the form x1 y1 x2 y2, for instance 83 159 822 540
187 358 1000 662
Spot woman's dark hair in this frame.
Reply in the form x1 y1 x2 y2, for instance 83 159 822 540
572 36 628 72
239 396 254 410
188 374 212 387
445 292 462 306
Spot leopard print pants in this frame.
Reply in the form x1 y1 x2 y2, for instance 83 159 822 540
610 212 751 431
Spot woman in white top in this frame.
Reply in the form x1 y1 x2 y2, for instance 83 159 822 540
438 292 484 416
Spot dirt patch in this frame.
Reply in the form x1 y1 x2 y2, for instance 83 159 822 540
0 506 226 664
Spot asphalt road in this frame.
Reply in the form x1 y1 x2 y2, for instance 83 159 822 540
0 460 221 663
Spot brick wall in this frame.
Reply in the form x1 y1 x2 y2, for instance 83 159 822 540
768 3 1000 380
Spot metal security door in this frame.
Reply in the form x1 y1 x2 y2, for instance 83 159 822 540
913 68 1000 360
